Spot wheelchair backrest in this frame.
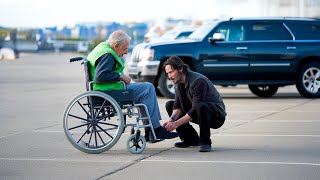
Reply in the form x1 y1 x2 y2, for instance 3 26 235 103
83 61 92 91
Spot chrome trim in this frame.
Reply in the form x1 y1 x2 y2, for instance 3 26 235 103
217 39 320 43
287 46 296 50
236 47 248 50
250 63 290 67
204 63 248 67
283 23 296 40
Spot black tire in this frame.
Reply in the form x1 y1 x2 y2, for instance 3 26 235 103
296 62 320 98
158 72 175 99
248 85 279 97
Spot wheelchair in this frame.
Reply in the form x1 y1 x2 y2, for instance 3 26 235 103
63 57 158 154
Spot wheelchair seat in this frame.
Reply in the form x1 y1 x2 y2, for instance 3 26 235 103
83 60 134 107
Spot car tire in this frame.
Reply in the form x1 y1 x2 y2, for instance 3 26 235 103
158 72 175 99
248 85 279 97
296 62 320 98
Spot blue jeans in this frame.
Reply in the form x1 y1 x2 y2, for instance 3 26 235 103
126 82 161 129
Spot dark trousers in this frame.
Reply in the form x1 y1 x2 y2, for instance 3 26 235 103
165 100 225 145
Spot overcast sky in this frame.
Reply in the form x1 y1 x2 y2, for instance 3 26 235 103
0 0 255 28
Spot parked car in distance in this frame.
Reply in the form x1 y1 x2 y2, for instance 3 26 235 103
127 17 320 99
144 27 195 43
157 27 196 42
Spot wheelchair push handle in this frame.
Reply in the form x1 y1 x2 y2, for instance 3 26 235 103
69 57 84 63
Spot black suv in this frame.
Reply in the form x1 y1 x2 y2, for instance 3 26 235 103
127 17 320 99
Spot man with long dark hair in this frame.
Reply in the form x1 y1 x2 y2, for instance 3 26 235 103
163 56 227 152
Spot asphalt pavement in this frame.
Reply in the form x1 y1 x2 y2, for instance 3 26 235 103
0 53 319 180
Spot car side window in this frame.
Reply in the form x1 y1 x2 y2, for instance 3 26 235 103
285 23 320 40
247 23 292 40
215 23 246 42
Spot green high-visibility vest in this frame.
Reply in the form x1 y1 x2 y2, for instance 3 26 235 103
87 42 125 91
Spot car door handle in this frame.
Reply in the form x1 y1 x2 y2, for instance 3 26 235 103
236 47 248 50
287 46 296 50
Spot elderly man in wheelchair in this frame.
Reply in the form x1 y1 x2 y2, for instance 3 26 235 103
63 30 178 154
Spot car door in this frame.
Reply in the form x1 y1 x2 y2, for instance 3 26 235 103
198 22 250 80
246 21 298 80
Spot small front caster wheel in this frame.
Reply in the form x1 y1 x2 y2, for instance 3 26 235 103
127 134 146 154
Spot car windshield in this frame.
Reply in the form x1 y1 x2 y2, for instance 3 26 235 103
188 21 218 41
159 30 179 41
159 29 194 41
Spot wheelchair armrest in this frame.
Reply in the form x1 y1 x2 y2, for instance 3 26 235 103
88 81 126 91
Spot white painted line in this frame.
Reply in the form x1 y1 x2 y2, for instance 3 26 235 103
225 120 320 122
0 157 130 163
0 131 24 139
142 159 320 166
228 111 319 113
214 134 320 137
32 131 320 137
34 130 64 133
34 130 130 135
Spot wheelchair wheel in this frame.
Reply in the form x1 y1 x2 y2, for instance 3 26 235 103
127 134 146 154
63 91 124 154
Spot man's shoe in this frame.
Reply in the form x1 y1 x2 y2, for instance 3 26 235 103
154 126 179 140
199 144 212 152
174 141 199 148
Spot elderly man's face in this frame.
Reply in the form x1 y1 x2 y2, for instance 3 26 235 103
114 38 130 58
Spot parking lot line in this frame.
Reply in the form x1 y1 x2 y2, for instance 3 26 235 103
142 159 320 166
32 130 320 137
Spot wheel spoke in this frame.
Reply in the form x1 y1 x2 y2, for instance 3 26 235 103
303 79 310 84
307 83 313 91
77 124 93 143
68 114 89 122
68 122 90 131
94 99 108 119
96 128 106 146
96 124 114 139
88 129 93 146
315 71 320 79
314 83 320 92
98 121 119 127
96 113 115 121
309 69 315 77
304 72 311 80
77 101 91 119
94 126 98 147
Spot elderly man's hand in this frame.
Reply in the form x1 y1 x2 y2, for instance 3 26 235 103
120 74 131 84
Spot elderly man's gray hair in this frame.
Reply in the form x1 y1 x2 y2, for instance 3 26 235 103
106 30 131 46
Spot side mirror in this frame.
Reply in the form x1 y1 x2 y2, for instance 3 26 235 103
208 33 225 44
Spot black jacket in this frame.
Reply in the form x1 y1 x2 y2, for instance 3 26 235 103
173 70 227 119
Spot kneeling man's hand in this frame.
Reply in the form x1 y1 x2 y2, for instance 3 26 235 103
163 121 178 132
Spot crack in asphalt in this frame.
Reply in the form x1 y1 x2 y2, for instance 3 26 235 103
95 147 174 180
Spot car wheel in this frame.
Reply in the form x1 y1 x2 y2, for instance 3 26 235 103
296 62 320 98
248 85 279 97
158 72 175 99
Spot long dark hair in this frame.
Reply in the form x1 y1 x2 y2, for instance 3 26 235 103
162 56 189 73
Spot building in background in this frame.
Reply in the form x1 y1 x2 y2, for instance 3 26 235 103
1 0 320 56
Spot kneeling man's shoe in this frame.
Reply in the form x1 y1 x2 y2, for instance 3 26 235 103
174 141 199 148
199 144 212 152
